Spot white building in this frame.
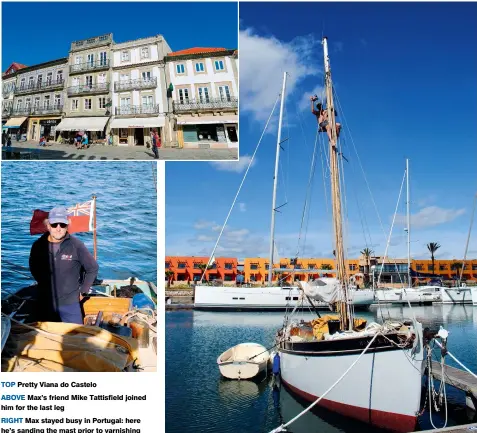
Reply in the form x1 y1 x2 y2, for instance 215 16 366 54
110 35 171 147
2 62 27 131
165 47 238 149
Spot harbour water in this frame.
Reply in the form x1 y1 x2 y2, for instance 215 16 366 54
1 161 157 296
166 304 477 433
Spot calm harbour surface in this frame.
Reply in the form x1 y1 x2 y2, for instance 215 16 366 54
1 161 157 296
166 305 477 433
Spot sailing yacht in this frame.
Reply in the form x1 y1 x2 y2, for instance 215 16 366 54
276 38 425 432
374 160 443 305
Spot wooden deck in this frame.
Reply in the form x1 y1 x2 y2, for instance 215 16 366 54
428 360 477 399
418 422 477 432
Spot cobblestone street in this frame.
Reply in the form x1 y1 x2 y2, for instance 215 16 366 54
1 140 239 161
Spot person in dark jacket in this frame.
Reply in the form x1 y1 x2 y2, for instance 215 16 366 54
29 206 99 324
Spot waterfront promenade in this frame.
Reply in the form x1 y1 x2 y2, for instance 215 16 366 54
1 141 239 161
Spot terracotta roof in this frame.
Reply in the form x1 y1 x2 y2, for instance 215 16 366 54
3 62 28 76
168 47 228 57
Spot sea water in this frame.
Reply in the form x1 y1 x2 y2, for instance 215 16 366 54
1 161 157 296
166 304 477 433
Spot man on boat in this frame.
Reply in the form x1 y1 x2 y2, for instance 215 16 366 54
29 206 99 324
310 95 341 144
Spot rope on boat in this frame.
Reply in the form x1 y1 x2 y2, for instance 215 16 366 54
433 339 477 380
268 331 382 433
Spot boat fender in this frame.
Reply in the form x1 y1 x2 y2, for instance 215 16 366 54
272 353 280 376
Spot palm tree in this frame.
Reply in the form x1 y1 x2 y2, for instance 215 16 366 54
360 248 373 287
451 261 463 283
165 271 174 289
426 242 441 276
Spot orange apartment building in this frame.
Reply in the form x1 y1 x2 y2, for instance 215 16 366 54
165 256 477 286
411 259 477 283
165 256 238 283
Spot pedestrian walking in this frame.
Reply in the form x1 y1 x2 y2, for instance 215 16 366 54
151 129 159 159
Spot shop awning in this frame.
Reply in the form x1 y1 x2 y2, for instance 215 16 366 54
176 115 237 125
55 117 109 132
4 117 27 128
110 117 165 129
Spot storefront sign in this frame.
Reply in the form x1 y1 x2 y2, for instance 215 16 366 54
40 119 60 125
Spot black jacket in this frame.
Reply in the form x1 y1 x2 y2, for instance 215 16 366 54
29 233 99 309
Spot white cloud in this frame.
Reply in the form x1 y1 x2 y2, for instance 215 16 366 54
210 155 255 173
299 84 326 112
239 202 247 212
396 206 466 229
194 220 214 229
239 27 320 122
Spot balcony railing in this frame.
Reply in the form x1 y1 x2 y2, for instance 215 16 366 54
31 105 64 115
67 83 110 96
11 108 32 116
115 105 160 116
114 77 157 92
173 96 238 113
14 79 65 95
71 34 112 52
69 59 110 74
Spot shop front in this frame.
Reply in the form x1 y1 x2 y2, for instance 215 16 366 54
176 115 238 149
3 117 28 140
28 118 62 142
55 117 110 144
110 117 165 147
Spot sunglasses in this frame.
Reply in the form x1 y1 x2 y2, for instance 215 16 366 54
50 222 68 228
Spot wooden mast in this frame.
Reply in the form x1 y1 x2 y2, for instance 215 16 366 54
92 195 97 260
322 37 351 330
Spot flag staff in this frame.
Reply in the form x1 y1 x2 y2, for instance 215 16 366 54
92 195 97 260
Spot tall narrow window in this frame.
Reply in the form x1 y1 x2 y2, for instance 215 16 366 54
176 64 185 74
195 62 205 73
20 78 26 89
16 100 23 109
34 98 40 109
100 52 107 66
85 76 93 88
54 95 61 108
218 85 231 102
28 77 34 89
57 70 63 83
214 60 225 71
140 47 149 59
198 87 209 103
37 75 43 88
178 88 189 104
47 72 52 85
142 71 151 81
142 95 153 107
87 54 94 67
71 99 78 111
44 96 50 108
121 51 129 62
25 98 31 108
84 99 92 110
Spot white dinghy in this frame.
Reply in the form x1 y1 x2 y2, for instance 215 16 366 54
217 343 269 380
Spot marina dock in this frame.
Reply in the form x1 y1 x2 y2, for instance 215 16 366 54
428 360 477 407
417 423 477 432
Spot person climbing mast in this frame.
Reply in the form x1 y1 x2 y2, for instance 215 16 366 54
310 95 341 145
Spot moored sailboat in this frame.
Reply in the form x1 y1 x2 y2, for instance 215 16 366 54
274 38 425 432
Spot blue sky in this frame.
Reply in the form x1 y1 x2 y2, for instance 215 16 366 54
179 4 472 260
2 2 237 71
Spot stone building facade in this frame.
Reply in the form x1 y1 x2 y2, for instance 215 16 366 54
110 35 171 147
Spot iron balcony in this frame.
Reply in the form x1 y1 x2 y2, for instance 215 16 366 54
11 108 32 116
69 59 110 74
114 77 157 92
115 105 160 116
173 96 238 113
30 105 64 115
14 79 65 95
67 83 110 96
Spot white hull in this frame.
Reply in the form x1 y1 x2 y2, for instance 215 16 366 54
375 286 441 303
472 288 477 306
217 343 268 380
279 323 424 432
194 285 374 310
441 287 473 304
